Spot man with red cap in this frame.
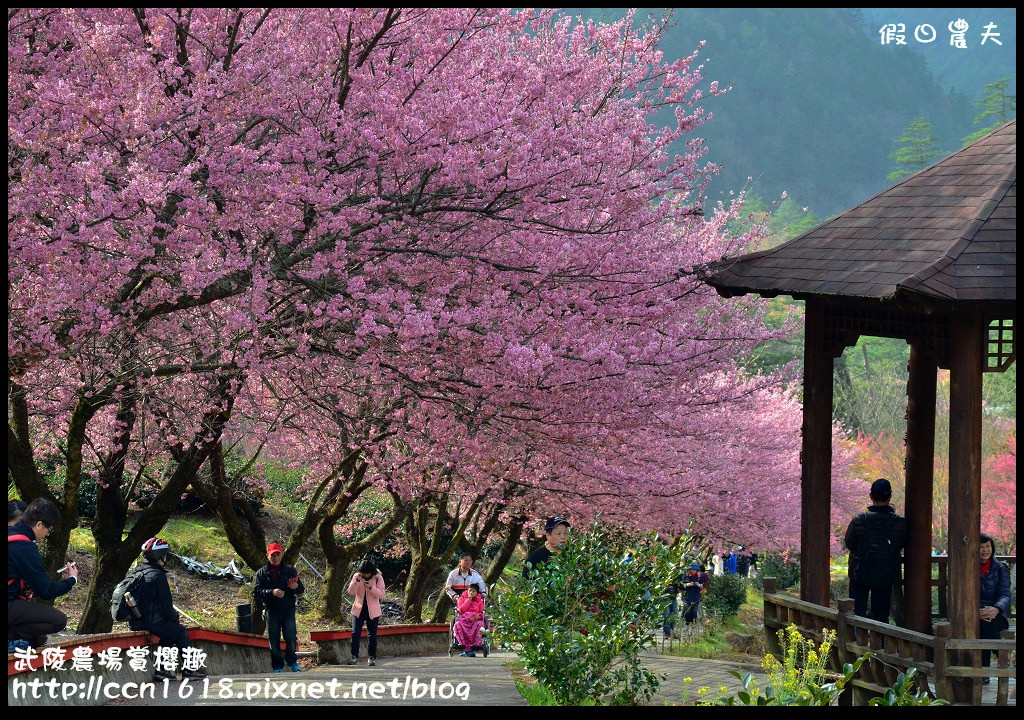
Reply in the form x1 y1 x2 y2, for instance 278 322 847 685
254 542 304 672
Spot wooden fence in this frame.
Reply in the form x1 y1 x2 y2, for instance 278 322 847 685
763 577 1016 705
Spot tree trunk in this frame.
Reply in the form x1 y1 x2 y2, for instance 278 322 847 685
77 377 237 632
318 472 410 624
78 543 142 633
7 382 53 501
322 548 358 623
429 583 453 624
402 555 443 623
484 515 526 587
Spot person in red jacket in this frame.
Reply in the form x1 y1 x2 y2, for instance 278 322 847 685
348 560 386 666
454 583 486 656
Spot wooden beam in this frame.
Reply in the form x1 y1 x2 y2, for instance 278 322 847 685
801 299 833 606
947 308 983 702
904 343 936 633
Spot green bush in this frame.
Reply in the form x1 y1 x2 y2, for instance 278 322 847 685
493 523 684 706
752 554 800 591
704 573 747 619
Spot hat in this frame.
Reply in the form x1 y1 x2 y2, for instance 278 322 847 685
267 542 284 555
689 561 700 570
870 478 892 500
544 516 571 532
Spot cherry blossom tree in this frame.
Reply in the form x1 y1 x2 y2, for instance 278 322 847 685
10 8 830 629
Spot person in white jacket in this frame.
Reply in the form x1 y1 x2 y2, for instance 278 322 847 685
445 553 487 602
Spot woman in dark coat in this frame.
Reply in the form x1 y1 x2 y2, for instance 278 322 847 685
978 533 1011 681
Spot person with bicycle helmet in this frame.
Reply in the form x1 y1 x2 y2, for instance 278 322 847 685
125 537 206 681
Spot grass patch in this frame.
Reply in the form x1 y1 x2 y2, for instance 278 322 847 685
514 679 562 706
68 527 96 554
161 516 237 561
506 660 601 706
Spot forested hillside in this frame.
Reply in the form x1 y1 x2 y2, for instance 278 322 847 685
583 8 1014 216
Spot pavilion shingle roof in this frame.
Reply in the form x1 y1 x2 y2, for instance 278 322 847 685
707 121 1016 303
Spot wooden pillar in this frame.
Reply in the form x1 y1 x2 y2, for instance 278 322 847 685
904 344 936 633
800 299 833 606
948 308 983 701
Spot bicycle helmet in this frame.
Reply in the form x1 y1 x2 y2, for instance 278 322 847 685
142 537 170 562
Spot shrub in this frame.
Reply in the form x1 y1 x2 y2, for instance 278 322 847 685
704 573 747 619
493 523 684 705
752 554 800 591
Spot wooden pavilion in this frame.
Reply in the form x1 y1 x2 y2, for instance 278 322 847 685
706 121 1016 704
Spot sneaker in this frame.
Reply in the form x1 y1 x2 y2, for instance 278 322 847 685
290 662 301 672
982 677 991 685
153 669 177 682
273 667 285 673
347 656 358 665
467 651 476 657
181 668 207 679
8 639 31 654
368 657 376 667
459 651 468 657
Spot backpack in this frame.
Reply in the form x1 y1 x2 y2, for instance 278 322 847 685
852 513 900 588
111 566 145 621
7 534 36 601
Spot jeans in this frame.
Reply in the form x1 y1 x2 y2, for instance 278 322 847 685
351 605 379 659
267 612 298 669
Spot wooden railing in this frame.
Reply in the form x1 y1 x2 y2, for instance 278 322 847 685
763 577 1016 705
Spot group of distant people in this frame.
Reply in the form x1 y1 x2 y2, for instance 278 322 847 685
711 546 758 578
843 477 1012 682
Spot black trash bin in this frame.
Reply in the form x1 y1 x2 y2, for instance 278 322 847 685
236 603 253 633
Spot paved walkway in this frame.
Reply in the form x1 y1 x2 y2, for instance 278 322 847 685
643 653 765 705
113 644 1013 706
117 653 526 705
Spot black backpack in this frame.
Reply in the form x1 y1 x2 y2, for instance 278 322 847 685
852 513 900 588
111 566 146 621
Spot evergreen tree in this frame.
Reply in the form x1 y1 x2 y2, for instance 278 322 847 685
962 78 1016 145
887 117 943 181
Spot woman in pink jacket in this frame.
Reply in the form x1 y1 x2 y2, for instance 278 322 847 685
454 583 485 656
348 560 386 666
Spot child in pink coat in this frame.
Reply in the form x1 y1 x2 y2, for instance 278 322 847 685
348 560 386 666
454 583 485 656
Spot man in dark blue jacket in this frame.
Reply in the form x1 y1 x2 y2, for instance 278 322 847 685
8 498 79 649
253 542 304 672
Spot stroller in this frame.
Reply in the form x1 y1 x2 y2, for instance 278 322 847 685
447 584 490 657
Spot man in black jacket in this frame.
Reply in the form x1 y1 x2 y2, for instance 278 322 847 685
844 478 908 623
254 542 304 672
128 537 205 681
8 499 79 648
